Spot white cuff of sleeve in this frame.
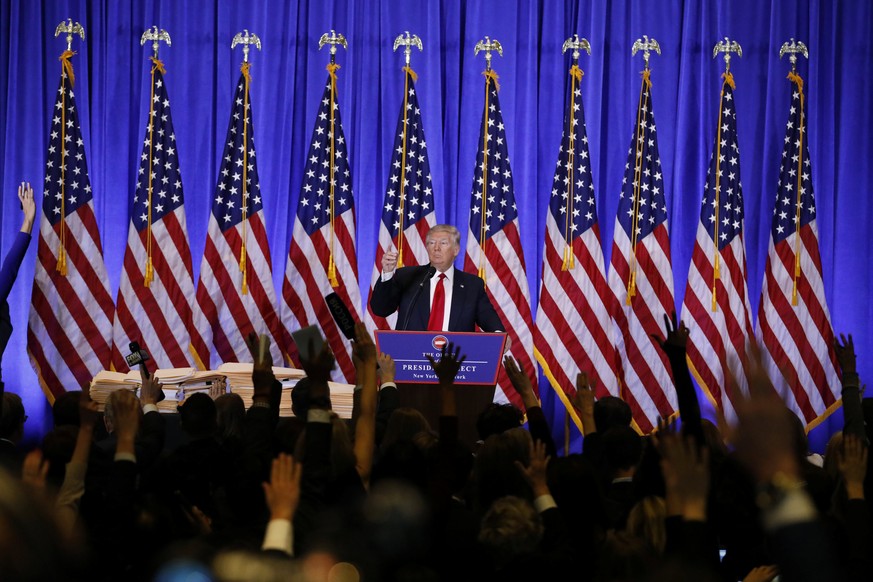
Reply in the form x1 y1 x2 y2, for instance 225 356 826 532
533 494 557 513
142 404 159 414
379 381 397 391
381 270 395 282
262 518 294 556
307 409 332 423
114 452 137 463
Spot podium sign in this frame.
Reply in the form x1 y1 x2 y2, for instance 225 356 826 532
374 330 506 385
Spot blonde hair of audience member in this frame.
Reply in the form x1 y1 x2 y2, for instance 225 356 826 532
626 495 667 554
478 495 544 567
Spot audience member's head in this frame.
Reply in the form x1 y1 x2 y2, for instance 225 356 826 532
601 425 643 478
478 495 544 567
178 393 218 439
473 427 533 513
0 393 26 444
595 530 658 582
214 392 245 443
476 402 524 441
626 495 667 554
380 407 432 452
52 390 82 428
593 396 632 434
41 425 78 489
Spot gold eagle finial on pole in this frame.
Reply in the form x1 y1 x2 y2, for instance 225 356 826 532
779 38 808 72
631 35 661 69
54 19 85 51
474 36 503 71
393 31 422 66
140 26 171 59
232 29 262 62
713 37 743 72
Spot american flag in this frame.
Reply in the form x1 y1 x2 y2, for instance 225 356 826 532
534 64 621 434
27 52 114 400
111 60 207 371
755 71 840 426
681 74 755 423
464 70 537 408
364 67 437 332
195 64 287 368
282 67 363 383
606 70 677 434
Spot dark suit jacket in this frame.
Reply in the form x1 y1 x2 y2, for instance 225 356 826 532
370 265 503 332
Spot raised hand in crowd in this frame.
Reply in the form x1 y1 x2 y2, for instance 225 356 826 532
112 390 142 456
834 333 867 443
656 420 710 522
573 371 597 436
652 311 690 356
503 354 538 411
837 434 868 500
300 338 336 411
516 438 551 499
428 342 465 417
834 333 857 376
263 453 303 522
139 368 164 406
21 448 50 494
247 332 277 405
377 352 395 385
742 565 779 582
18 181 36 234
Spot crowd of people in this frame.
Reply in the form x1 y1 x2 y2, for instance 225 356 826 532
0 310 869 581
0 182 869 582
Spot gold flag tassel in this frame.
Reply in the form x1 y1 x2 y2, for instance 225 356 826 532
143 57 165 288
396 66 417 269
239 61 252 295
562 65 584 271
56 50 78 276
626 69 652 304
478 71 499 284
327 62 341 287
788 70 805 306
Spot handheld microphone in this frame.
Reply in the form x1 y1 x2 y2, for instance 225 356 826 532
325 292 357 341
400 265 436 331
125 341 151 377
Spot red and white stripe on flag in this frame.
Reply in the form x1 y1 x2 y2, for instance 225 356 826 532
606 72 677 434
28 56 114 400
195 68 287 368
681 77 755 423
112 64 207 371
464 71 537 409
755 72 840 427
365 68 437 333
281 73 363 383
534 64 620 432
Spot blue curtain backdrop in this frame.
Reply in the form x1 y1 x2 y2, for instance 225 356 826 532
1 0 870 451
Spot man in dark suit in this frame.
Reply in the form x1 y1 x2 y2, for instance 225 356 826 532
370 224 504 332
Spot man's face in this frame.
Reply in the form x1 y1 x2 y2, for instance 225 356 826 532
426 232 459 272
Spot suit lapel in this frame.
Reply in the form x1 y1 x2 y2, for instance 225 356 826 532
447 272 465 331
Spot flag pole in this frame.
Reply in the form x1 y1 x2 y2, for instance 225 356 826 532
231 30 262 295
318 30 348 288
391 32 423 269
779 39 809 306
473 36 503 284
139 26 172 287
626 35 661 304
52 19 85 276
710 38 743 311
560 35 591 272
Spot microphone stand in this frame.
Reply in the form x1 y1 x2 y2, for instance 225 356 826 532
400 265 436 330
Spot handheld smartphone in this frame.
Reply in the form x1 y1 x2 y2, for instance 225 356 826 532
291 325 326 362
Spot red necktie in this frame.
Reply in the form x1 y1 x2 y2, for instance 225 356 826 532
427 273 447 331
